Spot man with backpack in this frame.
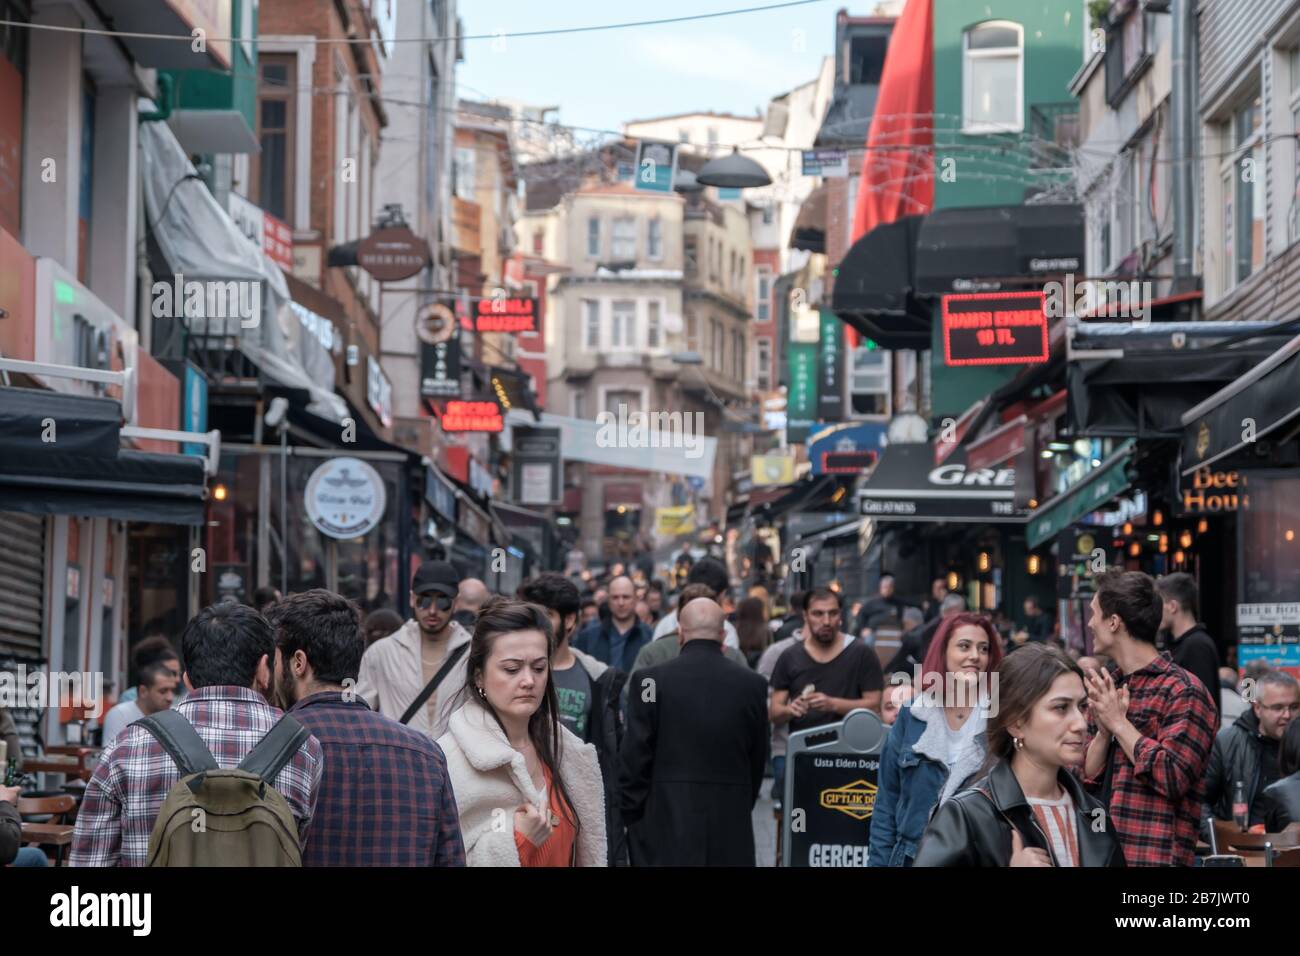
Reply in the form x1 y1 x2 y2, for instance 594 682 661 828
268 589 466 866
71 603 323 867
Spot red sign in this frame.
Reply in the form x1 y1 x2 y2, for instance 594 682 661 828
820 450 878 474
263 213 294 272
941 291 1049 367
442 401 504 432
465 297 539 334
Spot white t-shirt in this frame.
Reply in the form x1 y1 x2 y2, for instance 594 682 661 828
941 712 980 770
1027 790 1079 867
101 700 144 746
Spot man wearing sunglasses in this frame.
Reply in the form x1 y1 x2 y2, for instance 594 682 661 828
356 561 473 740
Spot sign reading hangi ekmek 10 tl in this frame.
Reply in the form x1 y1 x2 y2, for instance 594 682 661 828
941 291 1049 367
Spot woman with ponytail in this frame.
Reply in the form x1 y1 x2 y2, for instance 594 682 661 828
438 598 607 866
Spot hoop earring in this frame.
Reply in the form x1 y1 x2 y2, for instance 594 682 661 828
477 686 486 699
1013 737 1024 751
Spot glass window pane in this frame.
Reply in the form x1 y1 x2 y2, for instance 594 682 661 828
262 63 289 87
261 99 286 129
968 24 1019 50
260 132 287 220
968 56 1019 127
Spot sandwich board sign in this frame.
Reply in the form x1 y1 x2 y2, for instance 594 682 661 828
782 708 885 867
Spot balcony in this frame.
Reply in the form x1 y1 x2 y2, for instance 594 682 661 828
1029 103 1080 170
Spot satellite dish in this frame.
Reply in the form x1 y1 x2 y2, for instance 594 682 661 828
416 301 457 345
888 413 929 444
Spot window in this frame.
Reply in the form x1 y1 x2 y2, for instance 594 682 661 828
572 388 587 419
733 330 744 381
605 389 641 417
710 319 722 370
848 34 887 85
647 300 662 348
586 216 600 258
679 129 690 144
756 268 772 322
1289 48 1300 245
533 228 544 254
708 126 718 148
612 216 636 259
611 300 636 349
255 56 295 221
762 204 775 225
453 146 475 201
1221 94 1265 288
756 337 773 390
684 235 698 276
647 217 663 260
583 299 600 350
1105 5 1151 106
963 22 1023 133
850 346 891 418
1115 148 1136 264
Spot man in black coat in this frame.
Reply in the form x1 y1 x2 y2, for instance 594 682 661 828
619 596 769 866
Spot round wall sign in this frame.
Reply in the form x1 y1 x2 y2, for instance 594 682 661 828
305 457 387 539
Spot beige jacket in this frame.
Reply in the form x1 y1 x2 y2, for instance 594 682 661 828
437 703 607 867
355 618 472 740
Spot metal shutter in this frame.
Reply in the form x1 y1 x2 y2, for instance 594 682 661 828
0 512 47 757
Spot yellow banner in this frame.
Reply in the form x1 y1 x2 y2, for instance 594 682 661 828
752 455 795 486
655 504 696 536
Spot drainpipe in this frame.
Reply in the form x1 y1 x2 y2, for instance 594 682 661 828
1170 0 1197 293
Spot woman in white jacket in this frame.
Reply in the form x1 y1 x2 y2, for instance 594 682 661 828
438 599 607 866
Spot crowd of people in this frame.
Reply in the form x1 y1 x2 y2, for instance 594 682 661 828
3 554 1296 869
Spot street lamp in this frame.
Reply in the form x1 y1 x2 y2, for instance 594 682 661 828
696 147 772 188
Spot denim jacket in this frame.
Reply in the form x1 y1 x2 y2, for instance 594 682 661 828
868 698 988 867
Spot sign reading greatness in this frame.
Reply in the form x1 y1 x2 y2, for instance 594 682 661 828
941 291 1049 367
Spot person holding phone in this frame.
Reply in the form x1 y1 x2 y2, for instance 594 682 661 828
438 599 606 867
913 644 1125 867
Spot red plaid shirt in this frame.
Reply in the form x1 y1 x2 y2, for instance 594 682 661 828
70 686 323 867
1085 653 1216 866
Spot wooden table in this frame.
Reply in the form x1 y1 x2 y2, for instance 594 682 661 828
19 822 74 866
22 755 96 783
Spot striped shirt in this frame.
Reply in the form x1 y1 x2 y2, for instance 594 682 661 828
1028 791 1079 867
71 685 323 868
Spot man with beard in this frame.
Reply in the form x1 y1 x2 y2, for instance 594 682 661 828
268 590 465 866
769 588 884 734
356 561 473 740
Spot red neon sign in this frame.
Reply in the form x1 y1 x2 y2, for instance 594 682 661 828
441 401 504 432
463 297 539 334
940 291 1049 367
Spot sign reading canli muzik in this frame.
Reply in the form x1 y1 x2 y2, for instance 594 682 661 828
356 226 431 282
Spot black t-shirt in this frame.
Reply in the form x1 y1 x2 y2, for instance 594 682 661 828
769 638 884 733
1168 624 1220 721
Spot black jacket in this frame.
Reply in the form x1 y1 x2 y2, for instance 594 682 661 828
0 799 20 865
885 615 943 676
1204 708 1271 821
579 655 630 866
619 640 769 866
1260 771 1300 832
913 760 1126 867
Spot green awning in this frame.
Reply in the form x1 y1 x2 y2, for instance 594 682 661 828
1026 439 1136 549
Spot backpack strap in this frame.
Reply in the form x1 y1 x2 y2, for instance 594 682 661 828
238 714 310 782
137 709 218 777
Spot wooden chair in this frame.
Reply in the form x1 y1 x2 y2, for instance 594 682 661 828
17 795 76 867
1267 844 1300 868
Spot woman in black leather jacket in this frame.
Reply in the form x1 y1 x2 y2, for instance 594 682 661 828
914 644 1126 867
1261 719 1300 831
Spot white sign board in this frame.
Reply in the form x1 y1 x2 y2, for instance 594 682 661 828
305 457 387 539
802 149 849 178
1237 603 1300 627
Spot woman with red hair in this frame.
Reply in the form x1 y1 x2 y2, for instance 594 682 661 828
868 612 1003 866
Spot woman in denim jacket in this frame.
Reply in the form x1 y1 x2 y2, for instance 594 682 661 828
868 613 1003 866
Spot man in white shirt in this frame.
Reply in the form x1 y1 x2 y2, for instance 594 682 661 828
100 662 179 745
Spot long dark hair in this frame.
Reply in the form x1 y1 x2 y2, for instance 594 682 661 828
460 598 579 830
979 643 1084 777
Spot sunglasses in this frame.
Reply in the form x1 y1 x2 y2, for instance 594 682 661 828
416 593 454 612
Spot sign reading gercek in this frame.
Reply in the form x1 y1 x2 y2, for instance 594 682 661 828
305 457 387 539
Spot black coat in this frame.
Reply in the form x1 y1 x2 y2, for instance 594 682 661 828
585 663 630 866
1260 771 1300 832
1204 708 1270 821
619 640 769 866
913 760 1126 867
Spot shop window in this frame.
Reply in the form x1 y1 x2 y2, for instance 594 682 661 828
963 21 1023 133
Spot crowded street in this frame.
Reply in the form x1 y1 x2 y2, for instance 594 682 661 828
0 0 1296 934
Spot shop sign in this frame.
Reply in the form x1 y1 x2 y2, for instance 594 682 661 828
941 291 1049 367
633 140 678 193
786 342 819 443
356 226 431 281
420 340 462 398
465 296 538 334
510 426 561 506
1178 466 1249 514
442 400 504 432
305 457 387 539
801 149 848 178
228 192 294 272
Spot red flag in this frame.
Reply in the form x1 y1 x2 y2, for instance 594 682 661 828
845 0 934 348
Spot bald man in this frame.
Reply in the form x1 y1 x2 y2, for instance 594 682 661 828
452 578 490 630
620 597 770 866
575 574 653 672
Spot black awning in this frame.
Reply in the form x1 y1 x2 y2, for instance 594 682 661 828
1181 336 1300 473
0 385 121 458
1069 347 1274 439
0 449 207 524
859 442 1027 523
915 204 1083 295
830 215 931 350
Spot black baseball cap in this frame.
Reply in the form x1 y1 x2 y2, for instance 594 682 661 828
411 560 461 598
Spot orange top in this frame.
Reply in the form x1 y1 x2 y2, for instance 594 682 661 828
515 765 577 867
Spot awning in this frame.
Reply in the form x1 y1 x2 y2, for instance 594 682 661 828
0 386 120 458
1025 440 1135 548
1070 347 1274 438
967 389 1068 470
915 204 1083 295
859 443 1026 523
830 215 931 350
1181 334 1300 474
0 449 207 524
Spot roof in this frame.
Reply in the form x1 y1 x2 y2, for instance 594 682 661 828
623 110 763 126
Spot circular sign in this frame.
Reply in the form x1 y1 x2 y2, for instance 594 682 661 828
356 226 432 282
416 301 458 344
305 457 387 539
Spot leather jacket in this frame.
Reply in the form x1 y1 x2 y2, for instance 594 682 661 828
913 759 1126 867
1260 771 1300 832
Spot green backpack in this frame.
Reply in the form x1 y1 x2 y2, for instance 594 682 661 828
137 709 310 867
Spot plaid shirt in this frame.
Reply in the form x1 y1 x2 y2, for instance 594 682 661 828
1085 653 1216 866
288 691 466 867
70 686 323 868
